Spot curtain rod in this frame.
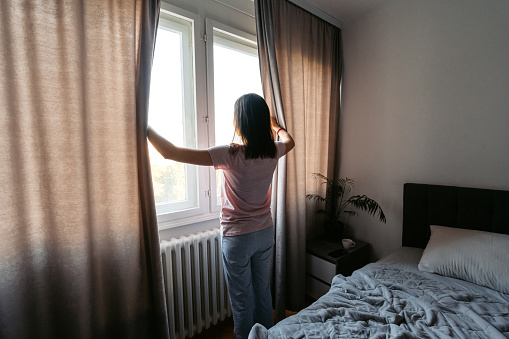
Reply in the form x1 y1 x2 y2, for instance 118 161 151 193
288 0 343 28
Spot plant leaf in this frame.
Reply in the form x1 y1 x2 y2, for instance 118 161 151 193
347 195 387 223
337 178 354 196
306 194 326 203
311 173 333 186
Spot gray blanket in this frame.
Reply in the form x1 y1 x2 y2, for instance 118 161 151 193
249 263 509 338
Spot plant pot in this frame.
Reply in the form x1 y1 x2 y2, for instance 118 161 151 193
325 220 344 242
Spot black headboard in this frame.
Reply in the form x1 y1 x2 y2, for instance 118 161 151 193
402 183 509 249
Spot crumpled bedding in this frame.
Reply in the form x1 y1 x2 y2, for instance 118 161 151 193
249 263 509 338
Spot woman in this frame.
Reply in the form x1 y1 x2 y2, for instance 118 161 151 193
147 93 294 339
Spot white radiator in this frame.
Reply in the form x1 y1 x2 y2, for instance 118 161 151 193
160 228 231 339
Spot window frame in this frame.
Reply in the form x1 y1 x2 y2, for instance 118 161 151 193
152 13 197 215
155 3 211 227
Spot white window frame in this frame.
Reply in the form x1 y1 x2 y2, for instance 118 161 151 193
205 19 260 212
153 4 261 229
155 4 210 226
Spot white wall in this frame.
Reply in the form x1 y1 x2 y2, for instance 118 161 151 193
340 0 509 259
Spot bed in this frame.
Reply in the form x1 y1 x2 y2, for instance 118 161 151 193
249 183 509 338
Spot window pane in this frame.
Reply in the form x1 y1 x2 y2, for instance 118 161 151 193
213 34 263 202
149 28 186 204
149 28 185 146
149 15 197 213
213 42 263 147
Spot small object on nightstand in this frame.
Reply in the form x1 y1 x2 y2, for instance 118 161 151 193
342 238 356 250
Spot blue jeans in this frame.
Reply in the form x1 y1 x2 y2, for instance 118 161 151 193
222 226 274 339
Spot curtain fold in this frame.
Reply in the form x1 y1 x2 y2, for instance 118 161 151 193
255 0 342 315
136 0 169 338
0 0 168 338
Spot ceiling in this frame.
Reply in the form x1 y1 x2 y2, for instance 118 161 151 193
304 0 387 25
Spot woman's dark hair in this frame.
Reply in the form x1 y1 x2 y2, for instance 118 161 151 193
232 93 276 159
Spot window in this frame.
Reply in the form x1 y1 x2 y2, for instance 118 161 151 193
149 5 262 227
149 11 198 217
205 20 263 210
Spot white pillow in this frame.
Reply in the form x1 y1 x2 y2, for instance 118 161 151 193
418 225 509 294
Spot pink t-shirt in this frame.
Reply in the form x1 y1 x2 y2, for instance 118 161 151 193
208 142 286 236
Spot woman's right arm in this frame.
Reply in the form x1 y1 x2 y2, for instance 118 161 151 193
147 126 213 166
271 117 295 155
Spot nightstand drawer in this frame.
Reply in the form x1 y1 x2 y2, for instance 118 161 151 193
306 275 331 300
306 253 336 284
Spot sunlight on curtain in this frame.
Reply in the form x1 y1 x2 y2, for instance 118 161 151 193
0 0 167 338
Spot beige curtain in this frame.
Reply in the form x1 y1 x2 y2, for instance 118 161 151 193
255 0 342 314
0 1 168 338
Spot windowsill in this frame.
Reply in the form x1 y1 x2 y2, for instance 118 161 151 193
157 211 220 230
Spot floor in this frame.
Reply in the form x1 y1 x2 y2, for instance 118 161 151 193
193 310 300 339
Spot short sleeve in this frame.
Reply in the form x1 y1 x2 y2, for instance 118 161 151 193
276 141 286 159
208 145 232 170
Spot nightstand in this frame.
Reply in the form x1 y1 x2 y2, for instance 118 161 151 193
305 237 370 300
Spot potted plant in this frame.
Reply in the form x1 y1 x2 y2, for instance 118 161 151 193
306 173 386 241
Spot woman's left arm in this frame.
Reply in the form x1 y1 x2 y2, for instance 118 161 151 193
147 126 213 166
